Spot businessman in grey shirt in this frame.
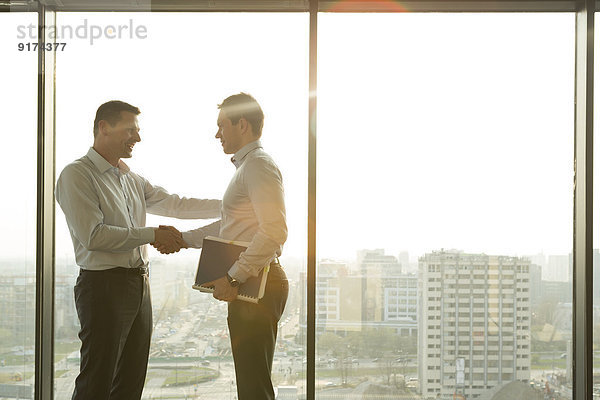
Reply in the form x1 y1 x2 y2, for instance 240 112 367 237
186 93 288 400
56 100 220 400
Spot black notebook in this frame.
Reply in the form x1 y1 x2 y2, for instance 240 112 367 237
192 236 269 304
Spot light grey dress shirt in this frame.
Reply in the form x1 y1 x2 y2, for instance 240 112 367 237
184 140 287 283
56 147 221 271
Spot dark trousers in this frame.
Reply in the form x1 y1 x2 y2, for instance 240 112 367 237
72 267 152 400
227 264 289 400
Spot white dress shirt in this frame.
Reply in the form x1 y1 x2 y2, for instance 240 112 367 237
185 140 287 283
56 147 221 271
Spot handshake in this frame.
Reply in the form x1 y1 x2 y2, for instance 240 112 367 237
151 225 188 254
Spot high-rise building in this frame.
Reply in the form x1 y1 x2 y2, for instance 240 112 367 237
546 254 569 282
303 254 418 336
398 251 410 271
540 280 571 304
149 258 192 314
418 250 531 399
55 274 79 337
0 274 35 346
316 261 362 333
529 264 542 308
526 253 546 272
358 249 403 276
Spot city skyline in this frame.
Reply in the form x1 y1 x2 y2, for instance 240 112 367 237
0 245 578 399
0 245 577 282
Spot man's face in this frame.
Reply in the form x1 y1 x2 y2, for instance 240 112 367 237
105 111 141 159
215 109 243 155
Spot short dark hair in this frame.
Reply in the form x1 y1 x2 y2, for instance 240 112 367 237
218 93 264 137
93 100 140 137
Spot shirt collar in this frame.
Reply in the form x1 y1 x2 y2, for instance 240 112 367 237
231 140 262 168
86 147 130 175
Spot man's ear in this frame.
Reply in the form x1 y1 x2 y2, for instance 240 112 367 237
97 120 110 136
238 117 250 135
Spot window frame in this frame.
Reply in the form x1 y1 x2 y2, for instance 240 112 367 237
20 1 593 399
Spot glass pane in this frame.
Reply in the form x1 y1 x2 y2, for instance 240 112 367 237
317 13 574 400
0 12 37 400
53 13 308 399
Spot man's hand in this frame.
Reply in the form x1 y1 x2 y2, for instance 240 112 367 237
151 225 188 254
205 276 238 302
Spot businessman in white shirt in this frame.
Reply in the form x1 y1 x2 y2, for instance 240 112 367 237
56 100 221 400
186 93 288 400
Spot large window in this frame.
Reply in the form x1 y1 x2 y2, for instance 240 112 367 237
53 13 308 399
6 4 598 400
316 13 574 399
0 12 38 400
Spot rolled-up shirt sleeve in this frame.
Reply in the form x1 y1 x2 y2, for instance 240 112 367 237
182 220 221 248
228 158 287 283
56 165 155 252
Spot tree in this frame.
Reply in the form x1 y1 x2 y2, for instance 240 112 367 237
361 328 406 386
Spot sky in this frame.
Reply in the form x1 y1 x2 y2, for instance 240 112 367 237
0 11 589 272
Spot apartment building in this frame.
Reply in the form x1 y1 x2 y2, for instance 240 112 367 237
418 250 531 399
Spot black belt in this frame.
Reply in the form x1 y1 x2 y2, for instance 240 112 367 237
81 266 148 276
